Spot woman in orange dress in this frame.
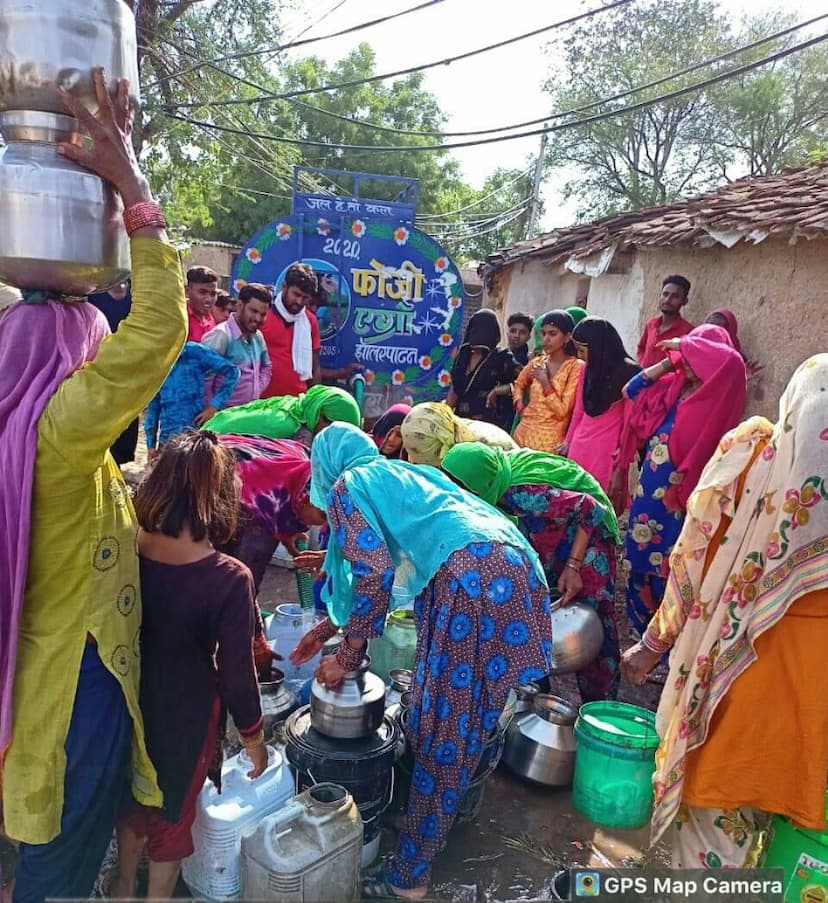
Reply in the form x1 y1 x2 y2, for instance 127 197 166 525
622 355 828 869
512 310 582 453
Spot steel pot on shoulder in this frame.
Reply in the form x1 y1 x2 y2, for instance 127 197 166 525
310 656 386 739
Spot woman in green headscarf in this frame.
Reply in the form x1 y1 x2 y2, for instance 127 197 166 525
203 384 360 441
442 443 621 702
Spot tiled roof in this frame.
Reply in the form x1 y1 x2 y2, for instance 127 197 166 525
485 160 828 271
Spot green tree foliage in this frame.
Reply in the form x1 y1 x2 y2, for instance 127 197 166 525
134 0 299 234
707 11 828 176
543 0 732 219
543 0 828 219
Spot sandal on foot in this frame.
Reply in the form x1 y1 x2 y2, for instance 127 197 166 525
362 871 424 899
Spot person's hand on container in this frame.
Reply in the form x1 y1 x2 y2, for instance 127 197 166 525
557 562 583 605
315 654 346 689
245 739 268 779
57 68 156 215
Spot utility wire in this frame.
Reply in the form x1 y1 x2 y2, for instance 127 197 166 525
166 0 634 108
145 0 449 89
163 30 828 153
282 11 828 138
415 167 534 221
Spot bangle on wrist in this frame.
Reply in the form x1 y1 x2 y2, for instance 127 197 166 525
123 200 166 236
565 560 581 571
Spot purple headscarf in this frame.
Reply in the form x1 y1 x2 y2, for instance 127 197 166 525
0 300 110 754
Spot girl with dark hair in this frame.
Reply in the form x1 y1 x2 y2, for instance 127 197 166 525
561 317 640 498
512 310 582 453
115 431 266 899
447 309 518 431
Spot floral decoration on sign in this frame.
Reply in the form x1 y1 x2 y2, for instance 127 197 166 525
246 248 262 264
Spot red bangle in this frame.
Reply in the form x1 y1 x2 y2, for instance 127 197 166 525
123 200 166 236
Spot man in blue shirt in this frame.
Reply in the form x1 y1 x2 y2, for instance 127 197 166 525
144 342 240 460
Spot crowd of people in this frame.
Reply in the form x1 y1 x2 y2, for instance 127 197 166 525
0 67 824 903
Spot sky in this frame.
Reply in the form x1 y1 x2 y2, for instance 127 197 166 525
282 0 827 231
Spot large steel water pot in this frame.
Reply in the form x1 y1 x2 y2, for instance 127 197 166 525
310 656 386 740
501 694 578 786
0 113 130 294
0 0 139 115
548 596 604 675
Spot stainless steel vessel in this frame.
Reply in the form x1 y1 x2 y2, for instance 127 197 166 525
501 694 578 786
0 0 138 293
549 597 604 674
259 667 298 737
0 0 139 114
0 113 130 294
310 657 386 740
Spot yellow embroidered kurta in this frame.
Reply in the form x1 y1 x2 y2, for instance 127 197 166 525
2 239 187 844
513 356 582 453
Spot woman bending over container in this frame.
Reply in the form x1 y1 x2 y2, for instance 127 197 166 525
400 401 517 468
203 383 360 443
442 444 621 703
291 423 552 898
612 325 746 637
115 432 266 899
621 356 828 868
512 310 582 453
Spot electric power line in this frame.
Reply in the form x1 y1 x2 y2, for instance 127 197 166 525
282 11 828 139
415 167 534 221
162 30 828 154
145 0 449 89
165 0 634 109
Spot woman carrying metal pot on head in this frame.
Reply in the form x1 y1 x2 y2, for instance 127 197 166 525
290 423 551 900
442 444 622 703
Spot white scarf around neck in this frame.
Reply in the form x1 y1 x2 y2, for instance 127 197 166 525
273 292 313 381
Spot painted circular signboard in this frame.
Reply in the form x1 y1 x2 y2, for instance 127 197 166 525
232 214 464 410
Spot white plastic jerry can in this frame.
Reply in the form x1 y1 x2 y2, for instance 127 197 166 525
181 746 295 901
241 783 364 903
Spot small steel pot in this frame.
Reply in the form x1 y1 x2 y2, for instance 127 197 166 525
548 596 604 674
310 656 386 739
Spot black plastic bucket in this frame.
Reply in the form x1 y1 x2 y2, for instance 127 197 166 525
284 705 398 843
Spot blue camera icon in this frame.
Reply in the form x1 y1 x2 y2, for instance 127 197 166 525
575 871 601 896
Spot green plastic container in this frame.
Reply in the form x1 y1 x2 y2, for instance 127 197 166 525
764 792 828 902
368 610 417 683
572 701 660 830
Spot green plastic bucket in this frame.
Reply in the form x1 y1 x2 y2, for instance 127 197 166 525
764 792 828 902
573 701 660 830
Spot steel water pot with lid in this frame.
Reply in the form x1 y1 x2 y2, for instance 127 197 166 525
501 694 579 787
0 0 138 294
310 656 386 739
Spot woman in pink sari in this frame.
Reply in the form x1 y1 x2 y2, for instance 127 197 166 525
613 325 747 636
561 317 640 499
